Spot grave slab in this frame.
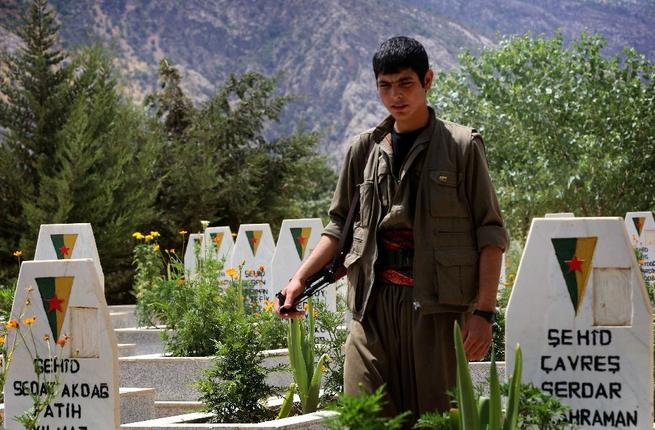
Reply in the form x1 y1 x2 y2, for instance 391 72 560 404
203 227 234 263
120 410 336 429
114 327 166 355
228 224 276 304
118 349 291 401
184 234 204 278
4 259 120 429
120 387 156 424
34 223 105 288
506 217 653 429
271 219 336 311
626 211 655 285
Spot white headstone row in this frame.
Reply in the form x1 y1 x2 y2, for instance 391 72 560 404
625 211 655 285
183 219 337 311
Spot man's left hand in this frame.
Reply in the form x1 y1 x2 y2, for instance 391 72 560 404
462 313 493 361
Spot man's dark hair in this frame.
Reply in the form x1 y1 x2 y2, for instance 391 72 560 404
372 36 429 83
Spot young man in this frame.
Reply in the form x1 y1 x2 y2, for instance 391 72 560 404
277 36 508 422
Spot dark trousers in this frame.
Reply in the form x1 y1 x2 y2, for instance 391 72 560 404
344 283 460 425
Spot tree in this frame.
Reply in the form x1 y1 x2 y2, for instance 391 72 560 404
151 67 337 234
19 47 161 302
429 33 655 240
0 0 72 267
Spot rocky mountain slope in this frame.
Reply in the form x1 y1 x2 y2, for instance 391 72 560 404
1 0 653 157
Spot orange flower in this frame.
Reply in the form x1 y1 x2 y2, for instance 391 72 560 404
56 335 70 346
177 278 185 285
179 229 188 236
23 316 36 326
225 267 238 279
258 265 265 272
0 335 5 345
13 250 23 258
5 319 18 329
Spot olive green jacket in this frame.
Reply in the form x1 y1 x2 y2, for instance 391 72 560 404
323 109 509 321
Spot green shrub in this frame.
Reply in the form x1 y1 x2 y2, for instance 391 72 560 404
326 386 410 430
315 299 348 399
196 315 278 423
500 382 572 430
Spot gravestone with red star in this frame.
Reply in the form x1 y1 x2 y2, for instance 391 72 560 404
4 259 120 429
34 223 104 290
203 226 234 262
183 233 204 278
625 211 655 285
228 224 275 304
271 219 336 310
506 217 652 429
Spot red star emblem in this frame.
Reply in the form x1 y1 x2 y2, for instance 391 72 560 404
250 236 257 244
59 245 70 256
565 255 584 273
213 236 221 245
47 295 65 313
298 236 305 244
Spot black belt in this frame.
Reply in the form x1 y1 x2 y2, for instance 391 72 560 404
376 248 414 269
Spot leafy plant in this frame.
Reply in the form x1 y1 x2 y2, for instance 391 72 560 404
326 385 410 430
315 299 349 399
196 315 277 423
452 320 522 430
500 382 572 430
279 299 327 417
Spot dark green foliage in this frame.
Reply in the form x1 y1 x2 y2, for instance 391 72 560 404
0 0 71 272
0 1 161 301
414 411 456 430
326 386 410 430
0 283 17 323
196 316 277 423
150 65 337 235
315 300 349 399
500 382 572 429
430 33 655 240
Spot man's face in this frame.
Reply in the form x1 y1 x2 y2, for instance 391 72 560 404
376 68 433 124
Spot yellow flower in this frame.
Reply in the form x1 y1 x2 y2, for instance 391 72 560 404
263 299 274 312
225 267 238 279
132 232 145 240
5 319 18 329
179 229 188 236
23 316 36 326
0 335 5 345
152 244 160 252
150 231 160 238
144 234 154 242
13 250 23 258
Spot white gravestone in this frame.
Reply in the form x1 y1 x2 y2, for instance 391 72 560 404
34 223 104 290
183 234 204 277
203 226 234 262
4 259 120 429
271 219 336 311
625 211 655 285
228 224 275 304
506 217 653 429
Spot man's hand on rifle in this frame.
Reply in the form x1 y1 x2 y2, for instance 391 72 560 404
275 276 306 319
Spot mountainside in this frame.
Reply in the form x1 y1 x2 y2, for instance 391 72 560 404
2 0 654 157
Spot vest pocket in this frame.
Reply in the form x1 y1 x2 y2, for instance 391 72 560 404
434 248 479 305
429 170 468 218
359 181 374 227
344 225 367 268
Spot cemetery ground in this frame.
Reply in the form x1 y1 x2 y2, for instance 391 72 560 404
0 214 653 429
